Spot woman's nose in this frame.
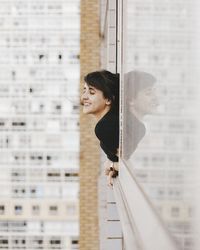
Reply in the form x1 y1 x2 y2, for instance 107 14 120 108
81 91 89 100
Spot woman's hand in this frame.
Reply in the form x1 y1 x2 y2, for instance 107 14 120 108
104 160 119 186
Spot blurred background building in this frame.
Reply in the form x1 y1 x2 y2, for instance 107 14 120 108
0 0 80 249
0 0 200 250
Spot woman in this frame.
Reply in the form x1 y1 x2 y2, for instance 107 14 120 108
81 70 119 186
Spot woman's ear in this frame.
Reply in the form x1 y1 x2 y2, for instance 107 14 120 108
105 99 112 105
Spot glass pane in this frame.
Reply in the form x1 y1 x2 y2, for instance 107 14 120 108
122 1 199 249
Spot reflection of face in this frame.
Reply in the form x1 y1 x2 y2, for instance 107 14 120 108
131 87 158 115
81 83 111 117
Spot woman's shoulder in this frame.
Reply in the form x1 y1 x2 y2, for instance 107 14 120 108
96 111 118 129
95 111 119 137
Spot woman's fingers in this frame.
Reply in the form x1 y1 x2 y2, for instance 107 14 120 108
104 167 109 175
104 160 111 175
107 170 114 186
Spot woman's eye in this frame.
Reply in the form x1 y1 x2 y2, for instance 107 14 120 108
90 91 95 95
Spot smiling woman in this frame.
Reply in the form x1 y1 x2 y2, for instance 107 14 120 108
81 70 119 185
81 84 111 120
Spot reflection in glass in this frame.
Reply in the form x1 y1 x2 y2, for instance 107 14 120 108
123 70 158 161
122 0 198 249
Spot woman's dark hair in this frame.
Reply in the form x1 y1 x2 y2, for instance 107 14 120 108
84 70 119 113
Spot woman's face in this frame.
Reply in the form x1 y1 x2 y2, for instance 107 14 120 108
81 83 111 118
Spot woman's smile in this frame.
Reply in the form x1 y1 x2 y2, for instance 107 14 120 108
81 83 111 120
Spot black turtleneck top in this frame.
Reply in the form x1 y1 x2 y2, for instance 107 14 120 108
95 110 119 162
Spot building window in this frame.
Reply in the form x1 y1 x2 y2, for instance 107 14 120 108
11 237 26 249
49 237 61 249
171 207 180 218
0 237 9 248
30 237 43 248
64 171 79 182
32 205 40 215
14 205 23 215
49 205 58 215
71 237 79 250
0 205 5 215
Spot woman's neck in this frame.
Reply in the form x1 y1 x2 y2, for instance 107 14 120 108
94 106 111 122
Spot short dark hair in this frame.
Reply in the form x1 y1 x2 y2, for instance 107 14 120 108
84 70 119 113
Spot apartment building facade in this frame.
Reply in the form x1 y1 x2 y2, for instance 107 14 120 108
0 1 80 249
